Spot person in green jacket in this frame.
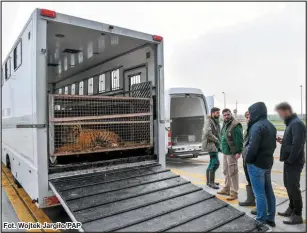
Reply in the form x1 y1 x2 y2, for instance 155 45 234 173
202 107 221 189
217 108 243 200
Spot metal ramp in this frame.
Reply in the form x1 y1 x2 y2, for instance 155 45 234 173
49 163 268 232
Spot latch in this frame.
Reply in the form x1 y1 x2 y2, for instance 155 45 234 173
32 198 39 204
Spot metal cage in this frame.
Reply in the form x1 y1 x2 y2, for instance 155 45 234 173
48 94 153 158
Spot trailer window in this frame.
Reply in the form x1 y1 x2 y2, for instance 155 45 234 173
14 39 22 70
111 69 120 90
5 58 11 80
88 77 94 95
79 81 84 95
71 83 76 95
98 74 106 93
130 74 141 87
64 86 69 95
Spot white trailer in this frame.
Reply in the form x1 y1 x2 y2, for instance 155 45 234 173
1 9 267 232
165 88 209 158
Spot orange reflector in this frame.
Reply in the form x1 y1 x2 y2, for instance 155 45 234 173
40 9 56 18
44 196 59 207
168 131 172 146
153 35 163 42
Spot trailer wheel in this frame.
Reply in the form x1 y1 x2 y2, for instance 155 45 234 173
6 155 11 170
13 176 22 188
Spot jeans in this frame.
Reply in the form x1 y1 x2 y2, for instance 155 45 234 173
207 152 220 172
284 163 304 216
247 164 276 223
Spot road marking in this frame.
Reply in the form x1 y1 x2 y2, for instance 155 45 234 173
171 168 289 198
2 164 60 232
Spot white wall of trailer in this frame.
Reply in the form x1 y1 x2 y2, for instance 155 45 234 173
1 10 46 205
2 9 165 208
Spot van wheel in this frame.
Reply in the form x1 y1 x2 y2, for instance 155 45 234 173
13 177 22 188
6 155 11 170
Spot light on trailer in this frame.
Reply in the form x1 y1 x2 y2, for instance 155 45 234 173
153 35 163 42
40 9 56 18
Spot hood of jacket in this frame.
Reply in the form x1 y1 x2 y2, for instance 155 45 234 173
248 102 267 125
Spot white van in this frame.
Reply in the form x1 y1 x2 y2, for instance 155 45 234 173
165 88 209 158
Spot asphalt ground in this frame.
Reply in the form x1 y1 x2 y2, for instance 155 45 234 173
166 141 306 232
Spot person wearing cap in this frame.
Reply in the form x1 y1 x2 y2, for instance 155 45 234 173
202 107 221 189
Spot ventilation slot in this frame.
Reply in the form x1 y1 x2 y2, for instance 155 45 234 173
63 49 81 54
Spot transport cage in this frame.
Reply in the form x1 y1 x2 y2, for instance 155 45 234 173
48 94 153 158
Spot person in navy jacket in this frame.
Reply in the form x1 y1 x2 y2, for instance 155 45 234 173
275 102 306 225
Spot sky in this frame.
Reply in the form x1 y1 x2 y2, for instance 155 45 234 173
2 2 306 114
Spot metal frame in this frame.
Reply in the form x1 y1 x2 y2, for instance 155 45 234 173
48 94 153 158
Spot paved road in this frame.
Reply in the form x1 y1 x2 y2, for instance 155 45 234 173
166 142 306 232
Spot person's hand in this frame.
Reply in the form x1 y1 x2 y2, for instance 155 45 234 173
276 137 283 144
234 153 241 160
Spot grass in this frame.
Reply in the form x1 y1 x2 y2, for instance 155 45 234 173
270 120 286 131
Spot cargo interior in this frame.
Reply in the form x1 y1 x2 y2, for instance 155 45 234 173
170 94 206 146
46 21 158 172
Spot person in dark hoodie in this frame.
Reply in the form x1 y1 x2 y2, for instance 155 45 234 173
245 102 277 227
275 102 306 225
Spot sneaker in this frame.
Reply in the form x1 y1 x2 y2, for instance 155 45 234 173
265 220 276 227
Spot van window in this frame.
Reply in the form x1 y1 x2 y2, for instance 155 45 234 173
130 74 141 87
71 83 76 95
111 69 120 90
14 39 22 70
79 81 84 95
88 77 93 95
5 58 11 80
98 74 105 93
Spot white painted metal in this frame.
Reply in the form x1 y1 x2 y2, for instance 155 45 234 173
2 8 165 208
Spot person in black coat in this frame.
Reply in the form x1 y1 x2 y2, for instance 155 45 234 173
245 102 277 227
275 102 306 225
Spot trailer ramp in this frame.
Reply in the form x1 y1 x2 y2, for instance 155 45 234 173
49 163 268 232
